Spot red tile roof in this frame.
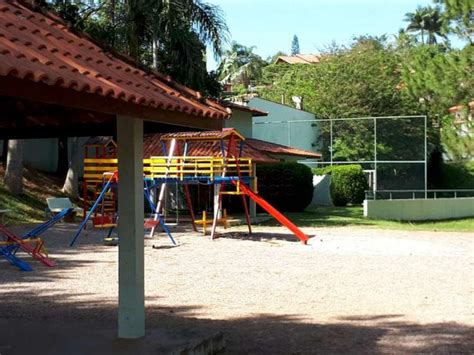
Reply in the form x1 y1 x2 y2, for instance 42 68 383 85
275 54 321 64
160 128 245 141
246 138 321 159
143 133 278 164
0 1 230 119
220 101 268 117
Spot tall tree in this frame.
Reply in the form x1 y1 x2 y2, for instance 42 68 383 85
62 137 83 198
217 42 267 88
4 140 24 195
291 35 300 55
435 0 473 44
405 6 446 44
40 0 229 94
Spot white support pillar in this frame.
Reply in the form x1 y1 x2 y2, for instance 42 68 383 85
117 116 145 339
214 184 222 219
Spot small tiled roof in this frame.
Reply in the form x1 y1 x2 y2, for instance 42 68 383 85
246 138 321 159
143 133 278 163
220 101 268 117
0 1 230 119
448 100 474 113
275 54 321 65
160 128 245 141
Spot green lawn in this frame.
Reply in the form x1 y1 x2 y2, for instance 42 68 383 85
0 168 66 225
0 184 48 225
261 207 474 232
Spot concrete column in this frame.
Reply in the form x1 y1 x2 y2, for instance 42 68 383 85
249 163 257 218
117 116 145 339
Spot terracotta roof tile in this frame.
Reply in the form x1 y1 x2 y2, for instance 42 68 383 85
246 138 321 159
275 54 321 65
144 133 278 164
160 128 245 141
220 101 268 117
0 0 230 119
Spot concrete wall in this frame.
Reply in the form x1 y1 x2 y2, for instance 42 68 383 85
364 198 474 221
0 137 88 174
249 97 319 153
224 109 253 138
0 138 58 172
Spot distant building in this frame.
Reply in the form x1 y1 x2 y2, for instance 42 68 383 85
247 97 320 156
275 54 321 65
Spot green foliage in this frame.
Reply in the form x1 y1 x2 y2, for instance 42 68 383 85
404 5 447 45
435 0 473 43
402 45 473 160
260 39 419 119
257 163 313 212
217 42 268 87
39 0 228 95
257 32 472 165
313 165 368 206
259 39 422 162
440 161 474 188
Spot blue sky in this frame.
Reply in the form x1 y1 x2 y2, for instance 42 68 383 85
207 0 434 70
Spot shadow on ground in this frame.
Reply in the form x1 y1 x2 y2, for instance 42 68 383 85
1 223 473 354
215 231 304 243
0 287 472 354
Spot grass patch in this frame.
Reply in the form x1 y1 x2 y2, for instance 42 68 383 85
0 167 65 225
260 207 474 232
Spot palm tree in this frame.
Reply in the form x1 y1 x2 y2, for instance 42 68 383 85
424 6 447 44
40 0 228 91
405 6 447 44
217 42 267 88
405 6 429 44
125 0 228 61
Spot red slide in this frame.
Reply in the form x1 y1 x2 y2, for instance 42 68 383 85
236 182 310 244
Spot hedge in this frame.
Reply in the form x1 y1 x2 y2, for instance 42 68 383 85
312 165 368 206
257 162 314 212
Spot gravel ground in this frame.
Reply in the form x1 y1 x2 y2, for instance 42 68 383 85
0 223 473 354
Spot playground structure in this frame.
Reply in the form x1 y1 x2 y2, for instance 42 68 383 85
78 129 310 245
0 208 73 271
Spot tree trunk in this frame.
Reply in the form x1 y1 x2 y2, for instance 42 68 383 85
152 38 158 69
57 136 68 177
62 137 82 199
1 139 8 169
4 139 24 195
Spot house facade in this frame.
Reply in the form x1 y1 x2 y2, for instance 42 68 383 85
248 97 320 155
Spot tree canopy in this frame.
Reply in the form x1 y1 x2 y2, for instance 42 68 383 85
39 0 229 95
291 35 300 55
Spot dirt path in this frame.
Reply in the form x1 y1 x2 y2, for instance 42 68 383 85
0 224 472 353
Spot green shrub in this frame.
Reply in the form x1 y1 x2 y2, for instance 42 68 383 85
313 165 368 206
257 162 314 212
439 162 474 189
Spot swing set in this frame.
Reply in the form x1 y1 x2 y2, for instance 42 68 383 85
74 129 310 246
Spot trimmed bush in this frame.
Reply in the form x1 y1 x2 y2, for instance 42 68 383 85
257 162 313 212
312 165 368 206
